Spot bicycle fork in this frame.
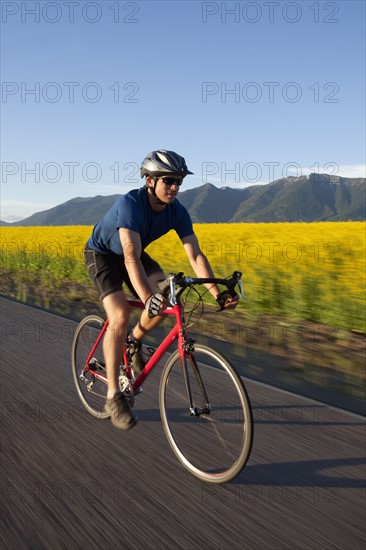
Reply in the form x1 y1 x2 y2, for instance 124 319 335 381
181 347 212 417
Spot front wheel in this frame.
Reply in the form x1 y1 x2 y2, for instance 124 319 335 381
159 344 253 484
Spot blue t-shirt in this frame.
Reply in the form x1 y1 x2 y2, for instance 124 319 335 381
87 187 194 255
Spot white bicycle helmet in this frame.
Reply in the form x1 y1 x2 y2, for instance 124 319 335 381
140 150 193 178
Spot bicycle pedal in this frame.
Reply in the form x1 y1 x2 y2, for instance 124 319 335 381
86 381 94 391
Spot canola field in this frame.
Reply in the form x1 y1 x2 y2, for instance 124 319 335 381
0 222 365 332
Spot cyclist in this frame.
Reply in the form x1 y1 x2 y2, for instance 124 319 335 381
84 150 239 429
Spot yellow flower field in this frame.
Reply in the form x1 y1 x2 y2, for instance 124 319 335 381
0 222 365 331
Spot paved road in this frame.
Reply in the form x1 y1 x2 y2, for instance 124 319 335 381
1 298 365 549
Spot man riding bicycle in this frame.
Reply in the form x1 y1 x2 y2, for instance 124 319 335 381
84 150 238 429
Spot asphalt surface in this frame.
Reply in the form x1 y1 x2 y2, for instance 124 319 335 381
1 297 365 550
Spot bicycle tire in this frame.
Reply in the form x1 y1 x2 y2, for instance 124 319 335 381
159 344 253 484
71 315 110 419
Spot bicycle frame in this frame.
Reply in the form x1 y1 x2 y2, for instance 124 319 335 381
84 299 187 397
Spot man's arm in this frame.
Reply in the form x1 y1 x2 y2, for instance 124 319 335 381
182 234 239 309
119 228 153 304
182 234 220 299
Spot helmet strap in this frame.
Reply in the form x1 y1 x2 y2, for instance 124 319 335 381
148 176 168 206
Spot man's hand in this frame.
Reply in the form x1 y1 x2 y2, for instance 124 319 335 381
145 292 167 318
216 290 239 311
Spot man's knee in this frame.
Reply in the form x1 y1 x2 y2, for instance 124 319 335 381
102 291 130 332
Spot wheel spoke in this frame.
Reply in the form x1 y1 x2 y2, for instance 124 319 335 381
160 344 253 483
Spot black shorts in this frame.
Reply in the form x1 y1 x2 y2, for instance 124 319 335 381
84 245 162 301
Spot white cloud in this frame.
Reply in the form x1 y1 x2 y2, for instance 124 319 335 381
331 165 366 178
0 200 55 222
289 164 366 179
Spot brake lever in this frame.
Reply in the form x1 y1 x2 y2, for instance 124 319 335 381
169 275 177 306
229 271 245 301
237 279 246 301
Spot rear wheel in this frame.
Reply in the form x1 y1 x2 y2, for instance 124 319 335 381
159 344 253 483
71 315 110 419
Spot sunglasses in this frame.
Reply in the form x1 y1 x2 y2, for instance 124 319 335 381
159 176 184 187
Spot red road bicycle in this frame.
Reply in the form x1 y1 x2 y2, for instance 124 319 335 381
71 272 253 483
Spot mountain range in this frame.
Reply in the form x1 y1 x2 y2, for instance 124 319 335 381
2 174 365 226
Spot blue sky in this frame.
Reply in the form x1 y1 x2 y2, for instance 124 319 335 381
1 0 365 221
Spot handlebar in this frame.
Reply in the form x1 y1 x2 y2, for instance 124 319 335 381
158 271 245 306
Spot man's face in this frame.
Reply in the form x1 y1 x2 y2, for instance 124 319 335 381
147 175 184 204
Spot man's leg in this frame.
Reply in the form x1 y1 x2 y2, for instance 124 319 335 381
83 248 137 429
101 290 138 429
101 290 130 393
